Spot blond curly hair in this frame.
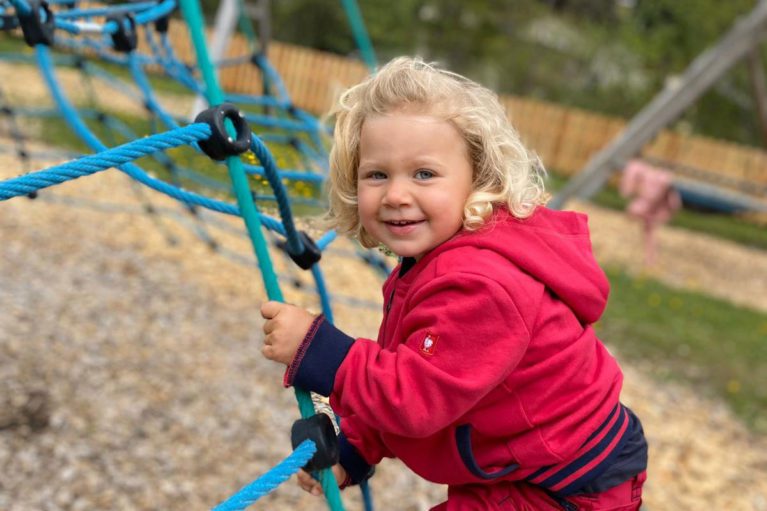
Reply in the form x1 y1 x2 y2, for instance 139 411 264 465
326 56 547 248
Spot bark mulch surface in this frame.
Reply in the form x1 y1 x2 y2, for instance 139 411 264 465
2 142 767 510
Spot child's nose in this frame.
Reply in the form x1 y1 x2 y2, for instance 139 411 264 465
382 179 412 206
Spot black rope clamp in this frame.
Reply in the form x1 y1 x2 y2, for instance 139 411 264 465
155 14 169 33
18 0 55 47
106 13 137 53
1 13 20 30
291 414 339 472
276 231 322 270
194 103 252 161
154 0 172 33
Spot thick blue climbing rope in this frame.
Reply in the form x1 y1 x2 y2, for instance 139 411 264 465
34 43 288 236
0 123 210 200
212 440 317 511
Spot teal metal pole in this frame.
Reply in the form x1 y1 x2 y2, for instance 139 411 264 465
177 2 345 509
340 0 377 71
179 0 282 302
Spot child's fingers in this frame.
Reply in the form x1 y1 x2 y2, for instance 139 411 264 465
296 470 323 496
260 301 283 319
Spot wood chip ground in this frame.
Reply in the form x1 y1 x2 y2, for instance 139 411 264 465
2 81 767 509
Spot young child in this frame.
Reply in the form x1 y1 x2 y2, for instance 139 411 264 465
260 56 648 510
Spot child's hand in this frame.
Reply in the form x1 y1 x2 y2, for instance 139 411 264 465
260 301 317 365
296 465 348 496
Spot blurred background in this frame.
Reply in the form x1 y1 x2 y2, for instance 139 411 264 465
1 0 766 510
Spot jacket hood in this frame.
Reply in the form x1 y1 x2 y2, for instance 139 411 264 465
438 207 610 324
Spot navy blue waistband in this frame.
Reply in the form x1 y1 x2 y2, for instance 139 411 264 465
526 403 640 496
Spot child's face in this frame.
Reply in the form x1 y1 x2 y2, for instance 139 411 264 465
357 110 473 260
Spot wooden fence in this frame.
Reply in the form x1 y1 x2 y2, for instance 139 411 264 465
156 23 767 195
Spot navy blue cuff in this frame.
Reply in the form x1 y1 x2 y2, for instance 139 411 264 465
292 318 355 396
338 432 375 486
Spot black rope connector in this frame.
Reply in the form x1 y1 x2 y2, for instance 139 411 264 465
154 0 172 33
249 51 265 67
1 13 20 31
18 0 55 47
106 13 137 53
276 230 322 270
155 15 169 33
194 103 252 161
291 414 339 472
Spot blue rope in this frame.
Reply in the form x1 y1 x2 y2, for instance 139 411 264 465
144 29 203 93
9 0 31 17
102 0 176 34
128 51 181 131
211 440 317 511
10 0 177 35
249 136 303 256
34 44 289 235
0 123 210 200
311 263 334 324
159 31 204 93
250 52 291 105
55 2 158 19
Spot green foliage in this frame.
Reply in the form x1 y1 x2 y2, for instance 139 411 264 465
270 0 356 55
266 0 765 146
625 0 756 76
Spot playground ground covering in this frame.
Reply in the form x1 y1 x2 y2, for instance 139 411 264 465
1 53 767 509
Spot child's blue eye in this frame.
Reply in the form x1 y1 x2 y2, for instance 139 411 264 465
362 170 386 180
415 169 434 180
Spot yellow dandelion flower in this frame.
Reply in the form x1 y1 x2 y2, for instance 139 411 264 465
669 297 683 310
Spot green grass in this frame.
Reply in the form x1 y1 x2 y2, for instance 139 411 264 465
545 172 767 251
599 266 767 433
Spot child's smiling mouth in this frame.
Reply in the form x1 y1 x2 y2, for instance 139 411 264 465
384 219 424 225
383 219 425 234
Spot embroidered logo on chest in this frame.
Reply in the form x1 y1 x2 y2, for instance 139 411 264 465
420 332 439 356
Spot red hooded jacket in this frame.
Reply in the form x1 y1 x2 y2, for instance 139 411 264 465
286 207 646 495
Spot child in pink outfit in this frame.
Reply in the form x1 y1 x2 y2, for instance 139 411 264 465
260 57 647 510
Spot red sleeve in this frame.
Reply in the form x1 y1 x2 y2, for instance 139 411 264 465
329 272 531 438
340 413 395 466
